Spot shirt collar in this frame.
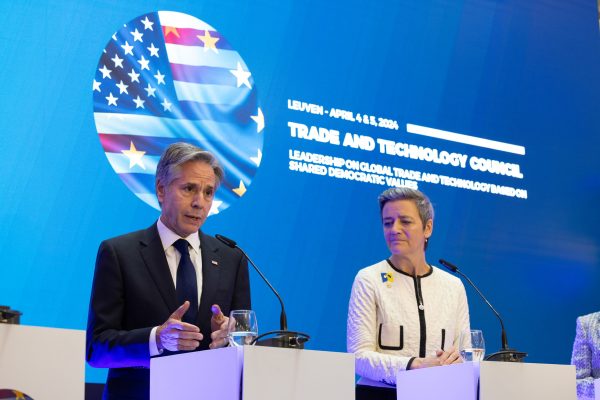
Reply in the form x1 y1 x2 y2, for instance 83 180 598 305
157 218 201 255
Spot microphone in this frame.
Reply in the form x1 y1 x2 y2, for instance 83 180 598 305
439 259 526 362
216 234 287 330
215 234 309 348
0 305 22 324
214 234 236 248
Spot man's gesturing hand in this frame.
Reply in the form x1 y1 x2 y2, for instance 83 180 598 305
156 301 203 352
209 304 229 349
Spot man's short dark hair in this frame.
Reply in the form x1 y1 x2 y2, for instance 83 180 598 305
155 142 224 188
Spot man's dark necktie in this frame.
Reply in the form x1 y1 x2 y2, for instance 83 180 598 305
173 239 198 324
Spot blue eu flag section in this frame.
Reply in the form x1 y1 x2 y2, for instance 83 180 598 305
0 0 599 395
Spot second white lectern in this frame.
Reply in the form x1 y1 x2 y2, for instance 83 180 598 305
396 361 576 400
150 346 354 400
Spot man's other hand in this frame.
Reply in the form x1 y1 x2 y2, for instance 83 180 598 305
209 304 229 349
156 301 203 352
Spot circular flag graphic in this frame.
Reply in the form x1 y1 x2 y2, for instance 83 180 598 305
92 11 264 215
0 389 34 400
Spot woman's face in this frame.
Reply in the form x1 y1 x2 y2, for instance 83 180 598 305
382 199 432 257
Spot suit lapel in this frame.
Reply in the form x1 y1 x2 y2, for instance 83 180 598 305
139 224 178 311
198 231 221 322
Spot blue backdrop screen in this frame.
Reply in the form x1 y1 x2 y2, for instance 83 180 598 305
1 0 599 383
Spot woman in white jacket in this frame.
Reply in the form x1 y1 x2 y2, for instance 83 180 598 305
347 187 471 400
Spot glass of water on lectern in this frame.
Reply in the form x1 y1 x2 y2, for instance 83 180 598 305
459 329 485 362
227 310 258 346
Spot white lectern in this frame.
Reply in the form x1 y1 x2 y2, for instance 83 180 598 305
396 361 576 400
0 324 85 400
150 346 354 400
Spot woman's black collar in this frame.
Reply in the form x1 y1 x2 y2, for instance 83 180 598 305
386 259 433 278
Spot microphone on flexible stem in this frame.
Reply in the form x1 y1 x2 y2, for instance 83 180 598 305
215 234 309 348
439 259 526 362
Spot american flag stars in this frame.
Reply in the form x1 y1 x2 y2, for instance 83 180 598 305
130 28 143 42
111 54 124 68
137 55 150 71
116 81 128 94
105 92 118 106
147 43 160 57
144 83 156 98
154 70 165 84
141 16 154 31
161 98 172 111
95 20 173 113
99 65 111 79
121 41 134 55
127 69 140 83
133 96 145 109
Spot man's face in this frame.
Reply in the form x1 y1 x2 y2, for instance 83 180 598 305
156 161 217 237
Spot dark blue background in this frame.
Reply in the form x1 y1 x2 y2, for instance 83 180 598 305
1 0 598 383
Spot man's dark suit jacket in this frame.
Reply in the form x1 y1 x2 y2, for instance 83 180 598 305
86 223 251 399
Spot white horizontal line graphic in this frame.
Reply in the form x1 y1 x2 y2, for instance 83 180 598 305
406 123 525 155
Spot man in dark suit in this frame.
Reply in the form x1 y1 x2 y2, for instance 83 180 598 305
86 142 251 399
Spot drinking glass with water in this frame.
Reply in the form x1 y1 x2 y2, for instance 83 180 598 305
459 329 485 362
227 310 258 346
